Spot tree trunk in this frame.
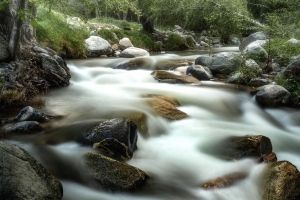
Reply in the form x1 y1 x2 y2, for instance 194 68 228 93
141 15 154 33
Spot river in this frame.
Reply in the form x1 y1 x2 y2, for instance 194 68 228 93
6 48 300 200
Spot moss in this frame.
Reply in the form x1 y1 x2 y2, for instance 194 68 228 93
276 75 300 107
0 89 26 107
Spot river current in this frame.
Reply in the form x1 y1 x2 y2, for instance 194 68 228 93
7 49 300 200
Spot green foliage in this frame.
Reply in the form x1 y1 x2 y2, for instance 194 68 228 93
185 36 195 48
90 17 141 30
36 7 89 58
126 30 160 51
276 75 300 107
0 0 10 11
97 29 118 44
264 39 300 67
165 33 188 51
229 59 259 85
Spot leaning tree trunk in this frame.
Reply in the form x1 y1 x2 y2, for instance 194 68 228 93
0 0 26 61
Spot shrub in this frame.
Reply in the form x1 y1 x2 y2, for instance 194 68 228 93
264 38 300 67
165 33 188 51
98 29 118 44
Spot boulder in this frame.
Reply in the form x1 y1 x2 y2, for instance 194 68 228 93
239 32 268 51
247 78 271 87
142 94 188 120
81 118 138 160
113 58 150 70
5 121 43 133
119 37 133 50
14 106 51 122
227 72 246 84
0 141 63 200
245 59 260 71
255 85 291 107
153 70 201 84
212 135 272 160
195 52 242 76
287 38 300 45
84 152 149 192
85 36 112 57
202 173 247 189
187 65 213 80
261 161 300 200
244 40 268 63
120 47 150 58
282 57 300 77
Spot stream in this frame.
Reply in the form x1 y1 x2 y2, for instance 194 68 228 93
5 48 300 200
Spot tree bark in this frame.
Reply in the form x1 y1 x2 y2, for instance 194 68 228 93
141 15 154 33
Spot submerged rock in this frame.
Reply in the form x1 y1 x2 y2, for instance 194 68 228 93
142 94 187 120
202 172 247 189
261 161 300 200
81 118 138 159
84 152 149 192
113 58 150 70
211 135 273 160
14 106 51 122
0 141 63 200
153 70 201 84
5 121 43 133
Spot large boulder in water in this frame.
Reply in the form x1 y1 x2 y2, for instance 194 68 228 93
255 85 291 107
14 106 51 122
0 141 63 200
195 52 242 76
187 65 213 80
208 135 273 160
84 152 149 192
85 36 112 57
113 58 151 70
81 118 138 160
5 121 43 133
261 161 300 200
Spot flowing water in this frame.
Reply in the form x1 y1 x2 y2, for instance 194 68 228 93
5 48 300 200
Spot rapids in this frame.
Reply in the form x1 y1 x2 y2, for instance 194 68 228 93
5 49 300 200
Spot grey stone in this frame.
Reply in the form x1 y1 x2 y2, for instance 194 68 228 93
85 36 112 57
5 121 43 133
239 32 268 51
14 106 51 122
255 85 291 107
0 141 63 200
187 65 212 80
120 47 150 58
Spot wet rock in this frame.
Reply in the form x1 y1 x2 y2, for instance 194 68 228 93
84 152 149 192
187 65 213 80
258 152 277 163
113 58 150 70
85 36 113 57
119 37 133 50
202 172 247 189
0 141 63 200
143 94 188 120
247 78 271 87
215 135 272 160
239 32 268 51
261 161 300 200
5 121 43 133
81 118 138 159
227 72 246 84
120 47 150 58
153 70 201 84
195 52 242 76
255 85 291 107
14 106 51 122
155 60 190 70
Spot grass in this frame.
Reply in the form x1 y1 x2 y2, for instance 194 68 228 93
0 89 26 107
36 7 89 58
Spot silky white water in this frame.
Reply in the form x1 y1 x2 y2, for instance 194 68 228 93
8 50 300 200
